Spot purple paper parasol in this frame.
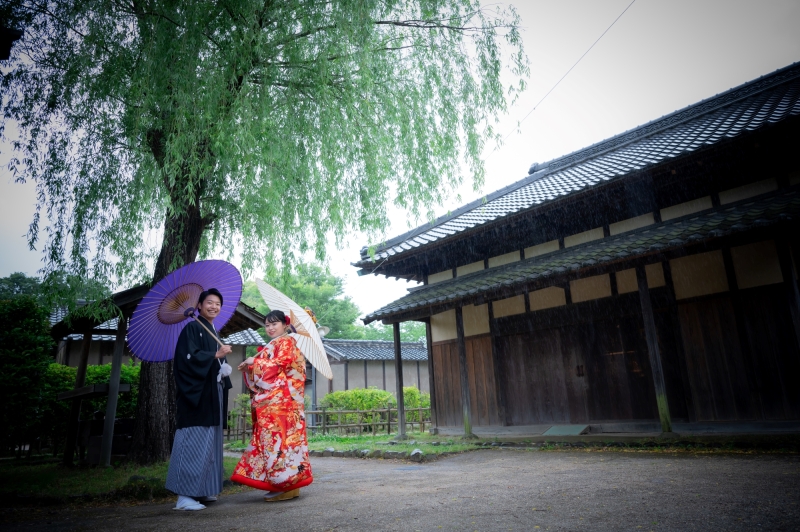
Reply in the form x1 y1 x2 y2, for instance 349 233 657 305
127 260 243 362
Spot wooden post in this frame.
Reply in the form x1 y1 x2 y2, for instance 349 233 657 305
344 360 349 390
63 327 93 465
386 402 392 434
636 265 672 433
455 307 476 438
393 322 407 439
488 302 510 426
424 319 438 434
776 237 800 351
311 365 318 429
100 316 128 467
321 406 327 435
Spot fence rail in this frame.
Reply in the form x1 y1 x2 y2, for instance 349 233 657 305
225 404 432 442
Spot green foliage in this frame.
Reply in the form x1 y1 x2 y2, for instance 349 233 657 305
401 385 431 422
0 272 41 300
319 386 396 428
2 0 527 288
0 296 54 453
33 361 141 453
38 363 76 454
318 385 430 427
226 393 253 434
263 263 363 338
321 387 396 410
82 361 141 420
359 321 427 342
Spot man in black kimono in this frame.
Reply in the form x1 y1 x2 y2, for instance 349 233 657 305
165 288 234 511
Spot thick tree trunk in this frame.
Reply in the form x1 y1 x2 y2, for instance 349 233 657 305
128 199 210 464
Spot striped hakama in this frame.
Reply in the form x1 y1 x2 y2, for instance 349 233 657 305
166 382 224 497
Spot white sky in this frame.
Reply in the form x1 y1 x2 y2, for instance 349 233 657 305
1 0 799 319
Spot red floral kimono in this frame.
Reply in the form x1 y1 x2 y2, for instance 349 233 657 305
230 335 313 492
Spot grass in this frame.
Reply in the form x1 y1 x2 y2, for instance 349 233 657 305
305 431 478 455
226 431 477 455
0 456 246 502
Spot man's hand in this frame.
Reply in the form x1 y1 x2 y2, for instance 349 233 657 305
215 344 232 359
238 357 255 371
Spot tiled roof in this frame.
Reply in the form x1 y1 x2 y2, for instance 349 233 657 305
63 316 266 347
323 339 428 361
222 328 267 346
364 187 800 323
356 62 800 267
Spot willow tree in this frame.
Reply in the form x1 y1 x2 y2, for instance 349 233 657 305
1 1 527 463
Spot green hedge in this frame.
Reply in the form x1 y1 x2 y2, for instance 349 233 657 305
35 361 140 455
0 297 54 454
318 386 431 428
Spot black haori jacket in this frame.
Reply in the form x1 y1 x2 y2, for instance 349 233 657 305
173 316 233 429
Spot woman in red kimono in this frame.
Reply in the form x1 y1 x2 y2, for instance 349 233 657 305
231 310 313 501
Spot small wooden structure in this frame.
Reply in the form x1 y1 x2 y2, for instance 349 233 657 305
52 284 265 465
354 63 800 436
320 338 429 396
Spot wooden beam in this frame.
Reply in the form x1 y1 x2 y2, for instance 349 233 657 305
424 319 439 434
392 323 407 440
455 307 476 438
488 303 509 426
100 317 128 467
661 260 696 422
776 237 800 351
344 360 349 390
373 224 793 325
63 329 93 465
636 265 672 433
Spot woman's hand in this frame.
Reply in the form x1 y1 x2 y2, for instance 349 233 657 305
215 344 232 359
238 357 255 371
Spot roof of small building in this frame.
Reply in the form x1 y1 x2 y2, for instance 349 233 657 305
323 338 428 361
355 62 800 269
364 186 800 323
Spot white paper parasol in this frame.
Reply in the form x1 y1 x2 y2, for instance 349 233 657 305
255 279 333 379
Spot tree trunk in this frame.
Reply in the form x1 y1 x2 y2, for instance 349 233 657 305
128 198 210 464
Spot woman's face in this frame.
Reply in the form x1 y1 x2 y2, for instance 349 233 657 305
265 318 288 339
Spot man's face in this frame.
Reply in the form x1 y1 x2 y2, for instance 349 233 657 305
198 294 222 322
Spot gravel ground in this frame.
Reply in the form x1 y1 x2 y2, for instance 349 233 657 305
2 449 799 531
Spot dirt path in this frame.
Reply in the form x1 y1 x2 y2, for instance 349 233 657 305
2 449 799 531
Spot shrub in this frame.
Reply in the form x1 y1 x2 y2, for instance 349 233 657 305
0 296 54 455
38 363 77 455
83 360 140 419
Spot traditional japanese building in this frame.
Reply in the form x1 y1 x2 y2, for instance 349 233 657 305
321 338 429 398
354 62 800 434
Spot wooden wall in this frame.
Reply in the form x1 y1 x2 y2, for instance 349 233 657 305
497 313 659 425
431 335 500 427
678 286 800 421
429 277 800 428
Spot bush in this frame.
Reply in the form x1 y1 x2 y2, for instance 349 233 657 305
320 387 396 411
317 386 432 429
0 296 54 455
33 361 140 456
402 386 431 422
38 363 77 455
83 361 140 419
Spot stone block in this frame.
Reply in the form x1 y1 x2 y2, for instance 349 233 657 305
410 449 424 462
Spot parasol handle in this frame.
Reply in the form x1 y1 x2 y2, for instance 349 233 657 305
191 316 226 348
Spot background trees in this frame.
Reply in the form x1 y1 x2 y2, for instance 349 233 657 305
0 296 54 456
242 263 427 341
2 0 526 462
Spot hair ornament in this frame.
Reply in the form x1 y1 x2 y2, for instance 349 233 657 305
284 315 291 325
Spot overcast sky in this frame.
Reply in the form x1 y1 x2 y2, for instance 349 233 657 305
1 0 799 319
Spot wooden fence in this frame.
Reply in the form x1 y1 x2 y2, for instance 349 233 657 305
225 404 432 441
